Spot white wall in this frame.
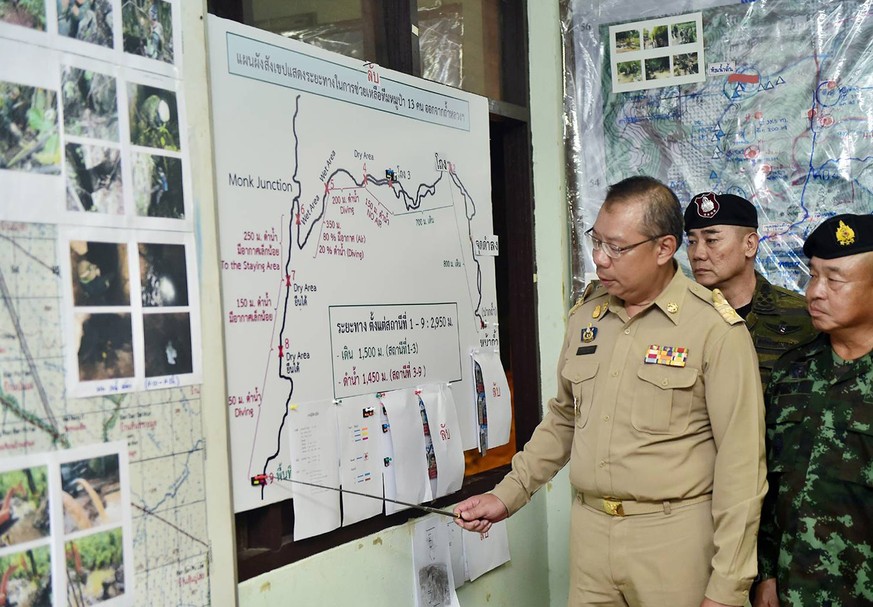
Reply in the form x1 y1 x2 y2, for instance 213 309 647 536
184 0 570 604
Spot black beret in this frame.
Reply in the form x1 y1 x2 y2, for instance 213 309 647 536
683 192 758 231
802 213 873 259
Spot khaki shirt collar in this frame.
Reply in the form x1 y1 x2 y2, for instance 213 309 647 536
607 263 688 326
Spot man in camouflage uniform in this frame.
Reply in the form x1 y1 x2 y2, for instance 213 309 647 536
684 192 815 386
754 213 873 607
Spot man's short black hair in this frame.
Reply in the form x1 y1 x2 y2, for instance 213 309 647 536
603 176 683 244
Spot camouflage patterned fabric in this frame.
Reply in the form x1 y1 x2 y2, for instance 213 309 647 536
746 273 816 387
758 333 873 606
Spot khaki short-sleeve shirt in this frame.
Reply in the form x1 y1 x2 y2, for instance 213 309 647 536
492 268 766 605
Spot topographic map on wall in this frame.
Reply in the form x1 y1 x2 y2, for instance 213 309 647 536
208 16 498 513
568 0 873 293
0 224 208 605
0 1 209 604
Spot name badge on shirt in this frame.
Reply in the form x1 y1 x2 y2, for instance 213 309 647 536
576 346 597 356
644 344 688 367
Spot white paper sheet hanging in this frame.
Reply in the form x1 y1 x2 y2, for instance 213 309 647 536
288 399 340 540
462 519 510 581
471 350 512 449
419 383 465 498
412 516 461 607
379 389 429 513
337 394 384 526
444 517 468 588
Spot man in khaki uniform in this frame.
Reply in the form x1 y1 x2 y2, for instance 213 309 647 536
684 192 815 387
455 176 767 607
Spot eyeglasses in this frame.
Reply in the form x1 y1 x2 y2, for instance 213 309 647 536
584 228 666 259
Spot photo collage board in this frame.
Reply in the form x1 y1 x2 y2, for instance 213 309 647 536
0 442 133 607
609 11 706 93
0 0 201 398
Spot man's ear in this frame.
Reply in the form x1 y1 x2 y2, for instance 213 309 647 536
656 234 678 266
745 231 760 259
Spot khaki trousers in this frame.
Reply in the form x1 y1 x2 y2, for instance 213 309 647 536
569 494 714 607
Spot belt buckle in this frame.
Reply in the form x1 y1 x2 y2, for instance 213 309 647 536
603 497 625 517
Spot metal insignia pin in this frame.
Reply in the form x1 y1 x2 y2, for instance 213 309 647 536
582 324 597 343
592 304 602 319
666 302 678 314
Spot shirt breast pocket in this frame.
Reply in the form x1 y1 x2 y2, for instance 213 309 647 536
764 396 808 474
633 365 699 434
825 409 873 489
561 360 598 428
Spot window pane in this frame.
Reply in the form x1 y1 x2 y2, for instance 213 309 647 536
418 0 503 99
251 0 368 61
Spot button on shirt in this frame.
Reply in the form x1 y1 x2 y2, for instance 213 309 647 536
491 269 767 605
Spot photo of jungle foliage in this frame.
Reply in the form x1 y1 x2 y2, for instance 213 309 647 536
0 466 50 548
65 142 123 213
132 152 184 218
0 80 60 174
66 528 125 605
122 0 173 64
62 66 119 141
0 546 52 607
127 82 179 151
58 0 114 48
0 0 46 30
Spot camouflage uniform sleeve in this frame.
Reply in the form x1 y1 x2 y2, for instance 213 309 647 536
757 363 789 580
749 278 816 388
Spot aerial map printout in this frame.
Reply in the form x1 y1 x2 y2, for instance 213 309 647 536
569 0 873 292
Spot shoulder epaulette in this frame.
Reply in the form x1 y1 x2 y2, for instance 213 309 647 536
568 297 585 316
569 280 605 316
711 288 744 325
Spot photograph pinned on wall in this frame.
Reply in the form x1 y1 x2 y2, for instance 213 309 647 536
0 466 50 549
131 152 183 219
127 82 179 151
613 29 639 53
143 312 192 378
57 0 114 49
642 25 667 50
138 242 188 307
615 60 642 84
671 20 697 45
65 528 126 604
69 240 130 307
644 56 671 80
60 453 121 534
609 12 705 93
75 312 134 382
62 228 199 395
673 52 699 77
61 66 119 141
0 545 52 607
0 79 60 174
122 0 173 65
0 0 46 30
65 143 123 214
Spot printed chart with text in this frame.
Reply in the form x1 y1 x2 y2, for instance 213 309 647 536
208 17 500 513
